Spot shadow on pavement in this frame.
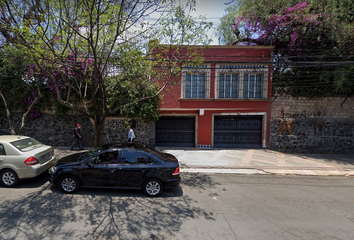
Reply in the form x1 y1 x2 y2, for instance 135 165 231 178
182 173 221 190
0 183 213 240
49 185 184 198
9 172 51 189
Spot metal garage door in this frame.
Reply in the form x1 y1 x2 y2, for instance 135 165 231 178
156 116 195 147
214 116 262 148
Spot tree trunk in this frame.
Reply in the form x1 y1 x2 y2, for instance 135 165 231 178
0 90 16 135
90 117 105 148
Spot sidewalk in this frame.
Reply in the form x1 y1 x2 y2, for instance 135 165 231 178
54 147 354 176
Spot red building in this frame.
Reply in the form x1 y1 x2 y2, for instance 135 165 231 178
154 45 274 148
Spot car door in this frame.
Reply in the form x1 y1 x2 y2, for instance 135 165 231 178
110 150 150 188
80 151 115 187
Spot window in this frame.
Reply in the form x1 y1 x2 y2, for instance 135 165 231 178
92 151 119 164
243 74 263 99
185 73 206 98
218 74 238 98
182 65 210 99
10 138 43 152
0 144 6 155
216 65 268 99
121 151 148 164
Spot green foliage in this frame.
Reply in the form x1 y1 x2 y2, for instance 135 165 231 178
0 0 211 145
106 77 161 121
149 5 213 90
155 5 213 46
107 44 161 121
217 0 354 97
0 48 39 116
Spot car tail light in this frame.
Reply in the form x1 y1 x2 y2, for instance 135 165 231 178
25 156 39 165
172 166 180 175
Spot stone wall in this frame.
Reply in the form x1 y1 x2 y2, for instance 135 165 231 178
2 96 353 153
0 114 154 148
270 96 354 153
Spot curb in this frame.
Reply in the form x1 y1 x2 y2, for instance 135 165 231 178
181 168 354 176
181 168 266 174
263 169 354 176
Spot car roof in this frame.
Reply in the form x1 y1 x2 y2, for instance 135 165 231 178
0 135 31 142
101 142 151 150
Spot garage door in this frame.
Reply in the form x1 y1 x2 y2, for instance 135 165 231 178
214 116 262 148
156 116 195 147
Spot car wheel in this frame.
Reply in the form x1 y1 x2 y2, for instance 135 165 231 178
143 178 163 197
0 169 19 187
60 176 79 193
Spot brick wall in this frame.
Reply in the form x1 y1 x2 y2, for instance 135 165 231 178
270 96 354 153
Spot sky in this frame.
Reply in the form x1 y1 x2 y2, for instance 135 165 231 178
189 0 232 45
145 0 232 45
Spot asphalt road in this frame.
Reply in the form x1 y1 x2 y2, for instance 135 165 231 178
0 173 354 240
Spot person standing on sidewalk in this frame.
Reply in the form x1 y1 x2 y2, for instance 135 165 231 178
127 126 135 142
70 124 83 150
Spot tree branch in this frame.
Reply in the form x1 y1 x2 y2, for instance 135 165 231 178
0 90 16 135
19 86 42 135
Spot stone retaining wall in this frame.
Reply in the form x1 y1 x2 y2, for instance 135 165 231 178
0 115 154 148
270 96 354 153
271 96 354 119
1 96 353 153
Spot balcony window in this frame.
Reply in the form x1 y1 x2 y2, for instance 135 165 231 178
218 74 238 98
182 66 210 99
216 65 268 99
185 73 206 98
243 74 263 99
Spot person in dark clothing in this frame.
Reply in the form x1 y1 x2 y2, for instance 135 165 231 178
108 152 117 163
70 124 83 150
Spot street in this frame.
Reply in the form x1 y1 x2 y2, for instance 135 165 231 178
0 173 354 240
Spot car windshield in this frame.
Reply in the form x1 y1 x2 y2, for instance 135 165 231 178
11 138 43 152
78 147 102 161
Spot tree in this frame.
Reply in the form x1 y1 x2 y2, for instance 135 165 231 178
217 0 354 97
0 0 212 147
0 48 42 135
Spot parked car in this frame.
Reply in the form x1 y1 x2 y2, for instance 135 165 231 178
0 135 56 187
48 142 181 196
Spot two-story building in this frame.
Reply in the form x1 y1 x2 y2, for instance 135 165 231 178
153 45 273 149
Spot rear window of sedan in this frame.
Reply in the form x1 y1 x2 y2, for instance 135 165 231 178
10 138 43 152
141 147 166 160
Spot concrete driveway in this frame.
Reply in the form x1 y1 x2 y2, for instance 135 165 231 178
55 147 354 176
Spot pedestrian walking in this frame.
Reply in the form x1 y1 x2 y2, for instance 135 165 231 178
70 124 83 150
127 126 135 142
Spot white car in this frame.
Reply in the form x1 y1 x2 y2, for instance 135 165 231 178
0 135 56 187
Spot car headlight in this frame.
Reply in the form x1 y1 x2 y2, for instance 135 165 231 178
49 166 57 174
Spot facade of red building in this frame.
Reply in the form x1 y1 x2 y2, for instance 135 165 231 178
154 45 273 148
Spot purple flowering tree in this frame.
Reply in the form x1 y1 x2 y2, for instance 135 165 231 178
218 0 354 96
0 0 171 147
0 0 212 146
0 50 42 135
